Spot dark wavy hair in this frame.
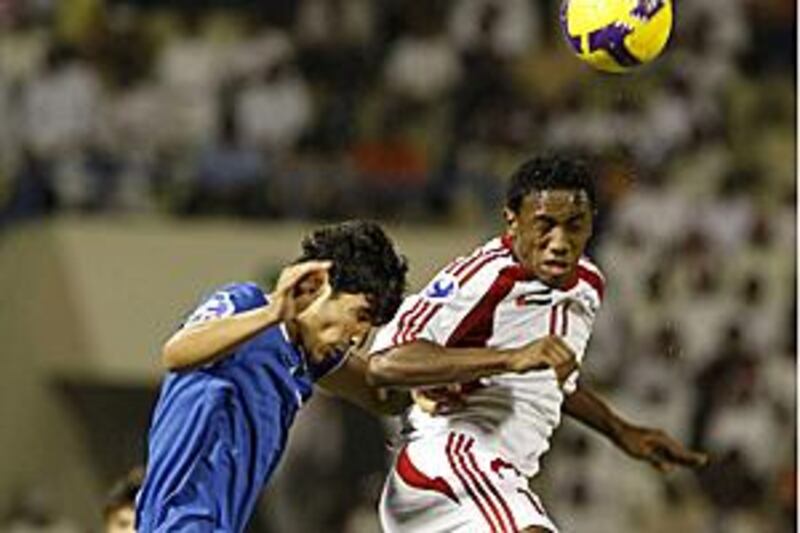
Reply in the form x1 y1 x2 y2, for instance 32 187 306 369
505 154 597 213
298 220 408 325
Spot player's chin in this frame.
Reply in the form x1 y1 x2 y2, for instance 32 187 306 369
536 270 569 288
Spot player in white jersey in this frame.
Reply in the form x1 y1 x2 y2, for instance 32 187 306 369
367 155 707 533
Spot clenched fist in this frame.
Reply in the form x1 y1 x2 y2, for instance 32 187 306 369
507 335 577 384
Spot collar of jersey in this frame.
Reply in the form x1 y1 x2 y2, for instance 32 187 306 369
279 322 309 376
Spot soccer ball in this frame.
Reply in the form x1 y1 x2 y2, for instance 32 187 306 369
560 0 673 73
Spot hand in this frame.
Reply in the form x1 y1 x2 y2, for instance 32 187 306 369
616 425 709 472
507 335 577 384
271 260 332 321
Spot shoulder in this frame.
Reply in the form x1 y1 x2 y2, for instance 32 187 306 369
426 237 515 303
201 281 268 312
215 281 269 306
183 281 268 328
576 257 605 303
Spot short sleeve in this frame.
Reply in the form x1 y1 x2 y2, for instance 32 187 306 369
370 268 490 354
181 282 268 329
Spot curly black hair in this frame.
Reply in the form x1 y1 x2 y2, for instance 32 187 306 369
505 153 597 213
297 220 408 325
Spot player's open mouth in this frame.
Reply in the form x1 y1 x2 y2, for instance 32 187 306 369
541 260 569 276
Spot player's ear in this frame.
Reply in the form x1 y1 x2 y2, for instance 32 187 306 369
297 271 325 294
292 271 326 305
503 207 517 235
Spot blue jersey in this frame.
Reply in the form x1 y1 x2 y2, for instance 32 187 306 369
136 282 345 533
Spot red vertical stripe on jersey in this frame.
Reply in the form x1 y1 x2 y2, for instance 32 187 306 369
451 250 487 277
404 303 442 343
453 434 507 532
392 299 424 345
577 264 605 301
395 445 459 503
451 245 507 278
548 306 558 335
464 439 519 532
517 488 547 516
445 256 465 274
447 265 525 347
458 251 511 286
398 301 431 344
560 301 570 336
446 433 499 533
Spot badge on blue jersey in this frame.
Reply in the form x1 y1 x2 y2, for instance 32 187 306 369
182 282 268 330
424 272 458 303
184 291 237 327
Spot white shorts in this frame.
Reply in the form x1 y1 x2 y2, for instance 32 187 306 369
380 431 558 533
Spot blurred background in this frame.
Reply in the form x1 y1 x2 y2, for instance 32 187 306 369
0 0 794 532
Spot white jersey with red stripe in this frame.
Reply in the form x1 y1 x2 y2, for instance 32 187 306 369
372 235 605 478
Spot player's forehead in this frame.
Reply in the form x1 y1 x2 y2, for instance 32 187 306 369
520 189 592 219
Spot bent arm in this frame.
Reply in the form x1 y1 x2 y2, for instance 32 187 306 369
317 355 411 416
366 339 514 389
162 304 281 371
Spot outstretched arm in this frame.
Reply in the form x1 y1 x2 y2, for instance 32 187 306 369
562 386 708 471
367 336 577 389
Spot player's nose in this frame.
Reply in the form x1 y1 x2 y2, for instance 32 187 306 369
547 228 570 256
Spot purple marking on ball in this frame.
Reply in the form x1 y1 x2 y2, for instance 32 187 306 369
588 23 641 67
631 0 665 21
559 1 583 53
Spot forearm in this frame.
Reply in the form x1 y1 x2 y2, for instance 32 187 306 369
366 340 512 388
162 304 281 370
562 387 632 446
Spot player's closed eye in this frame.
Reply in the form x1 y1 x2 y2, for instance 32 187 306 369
534 218 557 233
566 221 584 233
565 215 586 232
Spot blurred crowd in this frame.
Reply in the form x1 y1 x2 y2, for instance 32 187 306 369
0 0 794 532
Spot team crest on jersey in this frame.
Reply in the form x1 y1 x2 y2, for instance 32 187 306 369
185 291 236 326
424 273 458 303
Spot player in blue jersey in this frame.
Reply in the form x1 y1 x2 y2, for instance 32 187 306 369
136 220 410 532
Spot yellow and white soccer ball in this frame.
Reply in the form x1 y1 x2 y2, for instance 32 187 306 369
560 0 673 73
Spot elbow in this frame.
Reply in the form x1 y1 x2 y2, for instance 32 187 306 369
366 341 434 388
161 339 188 371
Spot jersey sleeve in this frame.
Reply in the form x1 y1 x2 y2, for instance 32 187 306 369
561 259 605 395
370 267 489 354
180 282 268 330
